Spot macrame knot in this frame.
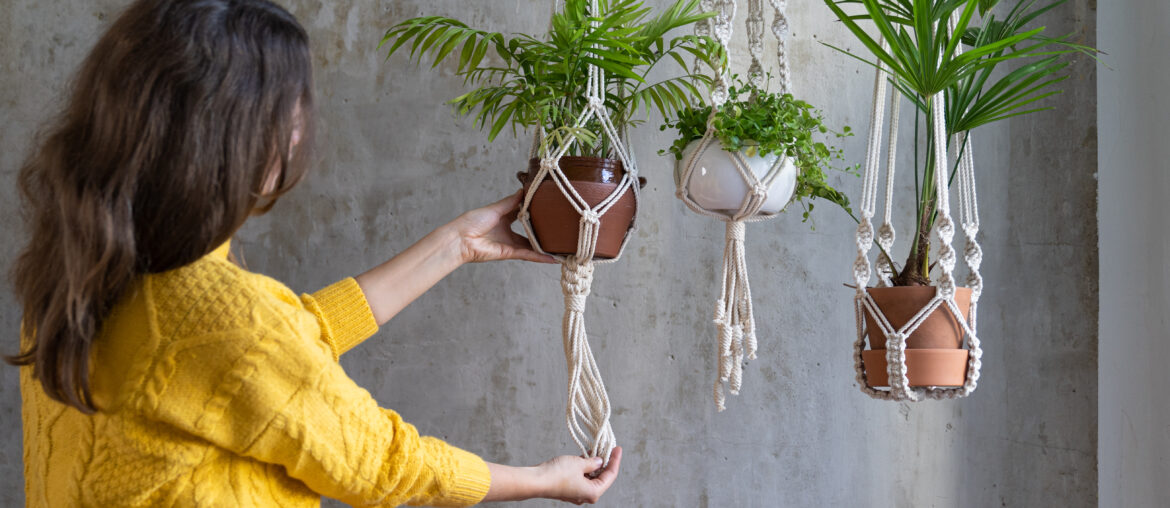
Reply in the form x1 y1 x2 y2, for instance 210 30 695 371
937 276 956 299
964 239 983 267
772 13 789 35
561 259 595 297
878 223 895 245
725 221 746 243
711 83 729 106
853 255 871 283
587 97 604 111
750 182 769 200
935 215 955 240
540 158 559 172
580 210 601 226
856 219 874 247
565 294 588 314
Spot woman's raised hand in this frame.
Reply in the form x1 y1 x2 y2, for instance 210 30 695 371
451 192 556 264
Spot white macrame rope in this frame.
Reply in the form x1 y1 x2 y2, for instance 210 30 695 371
876 96 900 286
516 0 647 464
851 19 984 401
767 0 791 94
680 0 793 411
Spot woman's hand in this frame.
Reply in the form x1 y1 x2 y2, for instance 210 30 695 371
536 447 624 504
484 447 623 504
449 192 555 264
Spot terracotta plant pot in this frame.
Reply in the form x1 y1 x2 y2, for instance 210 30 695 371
517 157 646 259
861 286 973 388
675 139 798 214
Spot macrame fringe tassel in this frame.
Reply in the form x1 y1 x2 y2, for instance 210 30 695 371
712 221 757 411
560 256 616 465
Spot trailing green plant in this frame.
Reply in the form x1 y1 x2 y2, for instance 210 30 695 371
380 0 726 158
661 77 857 222
823 0 1098 286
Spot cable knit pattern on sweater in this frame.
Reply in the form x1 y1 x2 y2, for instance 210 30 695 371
19 243 492 507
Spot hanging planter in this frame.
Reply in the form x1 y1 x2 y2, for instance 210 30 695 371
824 0 1098 400
860 286 972 387
661 0 854 411
381 0 722 462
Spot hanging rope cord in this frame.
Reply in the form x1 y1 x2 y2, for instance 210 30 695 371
515 0 645 465
681 0 793 411
850 14 983 401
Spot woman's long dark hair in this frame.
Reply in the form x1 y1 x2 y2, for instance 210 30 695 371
7 0 315 413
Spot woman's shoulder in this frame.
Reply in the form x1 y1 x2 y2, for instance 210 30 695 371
91 255 325 413
147 255 303 338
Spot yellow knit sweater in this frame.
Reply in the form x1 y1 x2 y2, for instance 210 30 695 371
19 242 492 507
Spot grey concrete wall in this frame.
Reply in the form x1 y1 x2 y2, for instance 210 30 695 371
0 1 1097 506
1098 1 1170 506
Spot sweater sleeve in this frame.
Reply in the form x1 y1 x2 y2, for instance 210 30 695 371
301 277 380 359
143 306 491 507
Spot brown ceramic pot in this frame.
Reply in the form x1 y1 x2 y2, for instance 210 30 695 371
861 286 973 388
517 157 646 259
864 286 972 349
861 349 970 387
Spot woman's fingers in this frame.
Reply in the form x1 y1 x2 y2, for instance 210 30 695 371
591 447 622 488
506 245 557 264
579 456 604 475
490 191 524 215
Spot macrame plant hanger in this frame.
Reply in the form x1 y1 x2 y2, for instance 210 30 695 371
852 13 984 401
680 0 793 411
516 0 642 465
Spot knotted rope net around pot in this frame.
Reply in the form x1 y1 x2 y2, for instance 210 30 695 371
851 16 983 402
514 0 642 465
680 0 795 411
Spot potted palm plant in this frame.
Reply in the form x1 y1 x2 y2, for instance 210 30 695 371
823 0 1097 388
662 77 855 221
381 0 725 258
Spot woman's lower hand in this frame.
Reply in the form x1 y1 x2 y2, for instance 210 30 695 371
450 192 556 264
484 447 623 504
537 447 623 505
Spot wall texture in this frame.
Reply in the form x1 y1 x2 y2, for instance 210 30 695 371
1098 1 1170 506
0 1 1098 506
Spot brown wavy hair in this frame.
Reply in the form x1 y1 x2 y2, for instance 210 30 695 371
7 0 315 413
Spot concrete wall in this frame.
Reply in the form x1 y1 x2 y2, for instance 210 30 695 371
0 1 1097 506
1098 1 1170 506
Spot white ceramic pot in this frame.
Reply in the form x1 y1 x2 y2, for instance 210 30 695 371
675 139 798 215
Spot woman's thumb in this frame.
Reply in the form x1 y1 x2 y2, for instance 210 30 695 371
581 456 603 474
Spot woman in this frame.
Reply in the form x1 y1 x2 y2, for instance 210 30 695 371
8 0 621 505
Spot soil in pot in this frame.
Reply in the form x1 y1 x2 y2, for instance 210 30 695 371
517 157 645 259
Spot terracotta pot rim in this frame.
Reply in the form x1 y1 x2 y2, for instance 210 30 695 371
864 285 974 294
520 156 646 188
527 155 624 165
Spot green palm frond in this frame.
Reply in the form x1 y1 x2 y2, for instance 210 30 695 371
380 0 721 152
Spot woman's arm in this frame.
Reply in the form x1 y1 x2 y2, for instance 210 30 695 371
484 448 623 504
354 192 554 325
